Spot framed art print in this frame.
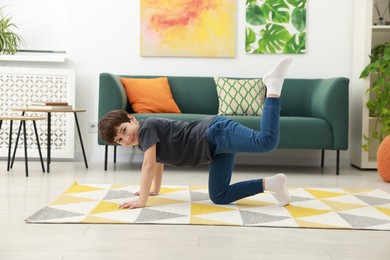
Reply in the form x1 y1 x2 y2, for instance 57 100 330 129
246 0 306 54
140 0 236 57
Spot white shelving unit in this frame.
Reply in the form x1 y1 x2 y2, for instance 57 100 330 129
0 52 66 63
350 0 390 169
0 51 72 159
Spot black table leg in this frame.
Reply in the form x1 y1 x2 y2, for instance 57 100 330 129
104 145 108 171
74 113 88 168
47 112 51 173
114 145 117 163
22 121 29 177
336 150 340 175
11 111 25 168
33 120 45 173
7 120 13 171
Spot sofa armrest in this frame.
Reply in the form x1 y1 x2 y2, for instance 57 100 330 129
98 73 128 145
311 77 349 150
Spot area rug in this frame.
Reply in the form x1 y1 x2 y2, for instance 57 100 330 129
26 182 390 230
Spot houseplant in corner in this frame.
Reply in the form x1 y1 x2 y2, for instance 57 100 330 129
360 41 390 151
0 7 25 55
360 41 390 181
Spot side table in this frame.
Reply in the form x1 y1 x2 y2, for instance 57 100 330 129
11 108 88 173
0 115 46 177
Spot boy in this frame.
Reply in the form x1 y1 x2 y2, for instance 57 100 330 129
99 57 293 209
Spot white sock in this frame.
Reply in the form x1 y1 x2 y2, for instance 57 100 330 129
264 173 291 207
262 57 293 96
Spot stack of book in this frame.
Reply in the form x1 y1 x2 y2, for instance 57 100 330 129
27 101 73 110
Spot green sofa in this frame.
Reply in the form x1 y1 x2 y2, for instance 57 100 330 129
98 73 349 174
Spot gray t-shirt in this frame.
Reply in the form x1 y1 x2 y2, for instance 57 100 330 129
138 116 216 167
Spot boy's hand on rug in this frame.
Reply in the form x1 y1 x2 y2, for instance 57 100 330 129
134 190 159 196
119 199 146 209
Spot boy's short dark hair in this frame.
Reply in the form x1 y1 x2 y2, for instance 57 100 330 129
98 110 130 144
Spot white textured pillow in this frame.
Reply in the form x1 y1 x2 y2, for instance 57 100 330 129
214 77 266 116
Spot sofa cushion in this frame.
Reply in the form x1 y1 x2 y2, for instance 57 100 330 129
167 77 219 114
121 77 181 113
214 77 266 116
279 117 333 149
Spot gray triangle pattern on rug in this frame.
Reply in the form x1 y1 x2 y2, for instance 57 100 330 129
190 191 210 202
103 190 134 200
240 210 291 225
354 195 390 206
339 213 390 228
136 208 187 223
291 195 316 203
27 207 84 221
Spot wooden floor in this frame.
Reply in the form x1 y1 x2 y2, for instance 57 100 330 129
0 159 389 260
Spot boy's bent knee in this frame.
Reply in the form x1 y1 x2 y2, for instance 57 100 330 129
260 136 279 152
209 193 231 205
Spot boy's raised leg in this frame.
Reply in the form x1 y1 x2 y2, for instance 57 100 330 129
261 58 293 206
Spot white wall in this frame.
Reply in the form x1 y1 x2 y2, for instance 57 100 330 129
1 0 67 51
3 0 356 166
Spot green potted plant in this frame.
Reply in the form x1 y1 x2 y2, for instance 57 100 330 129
360 42 390 150
0 7 25 55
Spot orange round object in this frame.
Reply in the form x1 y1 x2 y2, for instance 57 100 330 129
377 135 390 182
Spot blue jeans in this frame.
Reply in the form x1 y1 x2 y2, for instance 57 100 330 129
207 98 280 204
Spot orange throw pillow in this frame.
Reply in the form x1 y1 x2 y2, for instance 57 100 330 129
121 77 181 113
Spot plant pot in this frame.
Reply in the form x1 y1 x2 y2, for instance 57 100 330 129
378 17 385 25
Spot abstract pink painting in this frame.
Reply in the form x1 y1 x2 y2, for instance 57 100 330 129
140 0 236 57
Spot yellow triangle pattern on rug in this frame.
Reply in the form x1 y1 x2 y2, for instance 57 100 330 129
50 195 97 206
191 202 235 215
286 205 331 218
25 182 390 230
82 215 127 224
235 198 274 209
304 188 346 199
159 187 187 194
320 199 365 211
64 182 106 193
89 201 123 214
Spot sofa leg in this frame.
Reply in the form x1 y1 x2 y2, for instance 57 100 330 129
114 145 117 163
321 149 324 167
336 150 340 175
104 145 108 171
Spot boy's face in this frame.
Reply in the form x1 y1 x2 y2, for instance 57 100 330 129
114 116 140 147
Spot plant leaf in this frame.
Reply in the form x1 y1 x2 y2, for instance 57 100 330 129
287 0 306 8
0 7 25 54
261 0 290 24
284 32 306 54
361 42 390 149
246 2 267 25
291 6 306 32
245 27 256 52
257 24 291 53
